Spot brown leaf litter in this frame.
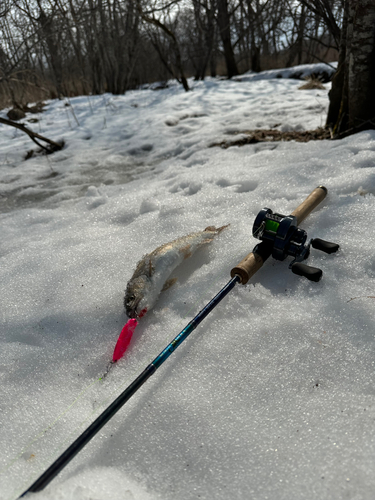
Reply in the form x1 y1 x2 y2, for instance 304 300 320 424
209 128 331 149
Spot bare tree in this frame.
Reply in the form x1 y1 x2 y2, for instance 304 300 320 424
216 0 238 76
184 0 217 80
139 0 190 90
327 0 375 137
0 0 345 106
0 0 9 17
298 0 342 46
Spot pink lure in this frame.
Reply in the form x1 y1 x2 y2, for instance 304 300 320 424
112 318 138 362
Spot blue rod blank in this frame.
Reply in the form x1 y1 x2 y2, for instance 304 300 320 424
20 275 240 496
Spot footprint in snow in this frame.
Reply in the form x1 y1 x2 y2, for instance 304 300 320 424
216 178 258 193
127 144 154 156
169 181 202 196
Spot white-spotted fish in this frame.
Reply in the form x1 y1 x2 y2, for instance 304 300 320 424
125 225 228 319
111 225 228 364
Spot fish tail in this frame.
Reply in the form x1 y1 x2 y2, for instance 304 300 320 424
204 224 230 234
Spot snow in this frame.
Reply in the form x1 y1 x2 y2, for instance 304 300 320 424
1 64 375 500
233 61 337 82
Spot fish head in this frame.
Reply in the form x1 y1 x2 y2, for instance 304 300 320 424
125 276 149 319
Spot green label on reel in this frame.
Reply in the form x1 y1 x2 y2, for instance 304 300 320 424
265 219 280 233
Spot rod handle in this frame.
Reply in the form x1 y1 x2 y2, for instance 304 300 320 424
230 251 264 285
230 186 328 284
291 186 327 225
230 242 272 285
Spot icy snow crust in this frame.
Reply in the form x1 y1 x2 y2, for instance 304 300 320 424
1 64 375 500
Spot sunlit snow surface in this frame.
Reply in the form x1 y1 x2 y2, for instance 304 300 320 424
1 63 375 500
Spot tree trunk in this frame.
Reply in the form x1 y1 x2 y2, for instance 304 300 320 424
37 9 64 97
216 0 238 77
140 14 190 91
327 0 375 136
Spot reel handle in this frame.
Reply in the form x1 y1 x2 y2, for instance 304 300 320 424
311 238 339 254
230 186 328 284
291 262 322 282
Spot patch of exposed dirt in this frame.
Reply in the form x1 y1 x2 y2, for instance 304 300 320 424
209 128 331 149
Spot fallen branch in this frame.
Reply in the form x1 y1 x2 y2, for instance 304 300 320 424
347 296 375 303
0 116 64 154
333 116 375 140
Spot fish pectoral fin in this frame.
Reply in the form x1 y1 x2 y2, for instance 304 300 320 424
161 277 178 292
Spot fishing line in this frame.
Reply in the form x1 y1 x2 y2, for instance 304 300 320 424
16 187 338 497
6 223 261 495
3 270 227 488
10 279 234 500
177 220 264 322
3 282 210 484
6 266 235 500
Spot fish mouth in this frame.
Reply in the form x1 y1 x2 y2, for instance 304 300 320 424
127 306 140 319
127 309 138 319
125 296 142 319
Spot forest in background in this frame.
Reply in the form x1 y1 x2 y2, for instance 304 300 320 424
0 0 342 109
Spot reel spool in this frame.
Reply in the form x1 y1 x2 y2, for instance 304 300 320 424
252 208 339 282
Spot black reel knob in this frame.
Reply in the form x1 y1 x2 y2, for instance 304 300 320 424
311 238 340 254
291 263 323 282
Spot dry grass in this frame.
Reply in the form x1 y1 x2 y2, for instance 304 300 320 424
298 76 326 90
210 128 331 149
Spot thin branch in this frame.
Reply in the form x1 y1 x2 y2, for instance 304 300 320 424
0 116 64 153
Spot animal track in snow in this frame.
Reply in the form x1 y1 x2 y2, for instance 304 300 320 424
351 151 375 169
185 158 208 168
169 181 202 196
165 118 179 127
139 198 159 214
127 144 154 156
121 132 134 140
165 113 207 127
354 159 375 169
173 126 193 135
253 143 279 154
85 185 107 209
216 178 258 193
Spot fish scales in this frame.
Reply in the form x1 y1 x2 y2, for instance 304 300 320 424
125 225 228 318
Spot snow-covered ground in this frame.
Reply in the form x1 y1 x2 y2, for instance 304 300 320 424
1 62 375 500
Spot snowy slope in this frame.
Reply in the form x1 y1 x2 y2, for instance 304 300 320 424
1 64 375 500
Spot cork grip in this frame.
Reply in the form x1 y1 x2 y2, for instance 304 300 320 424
291 185 327 225
230 186 328 284
230 250 265 285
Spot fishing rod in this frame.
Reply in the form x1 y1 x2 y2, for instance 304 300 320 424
20 186 339 497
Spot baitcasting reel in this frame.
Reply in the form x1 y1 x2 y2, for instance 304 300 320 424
252 208 339 282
